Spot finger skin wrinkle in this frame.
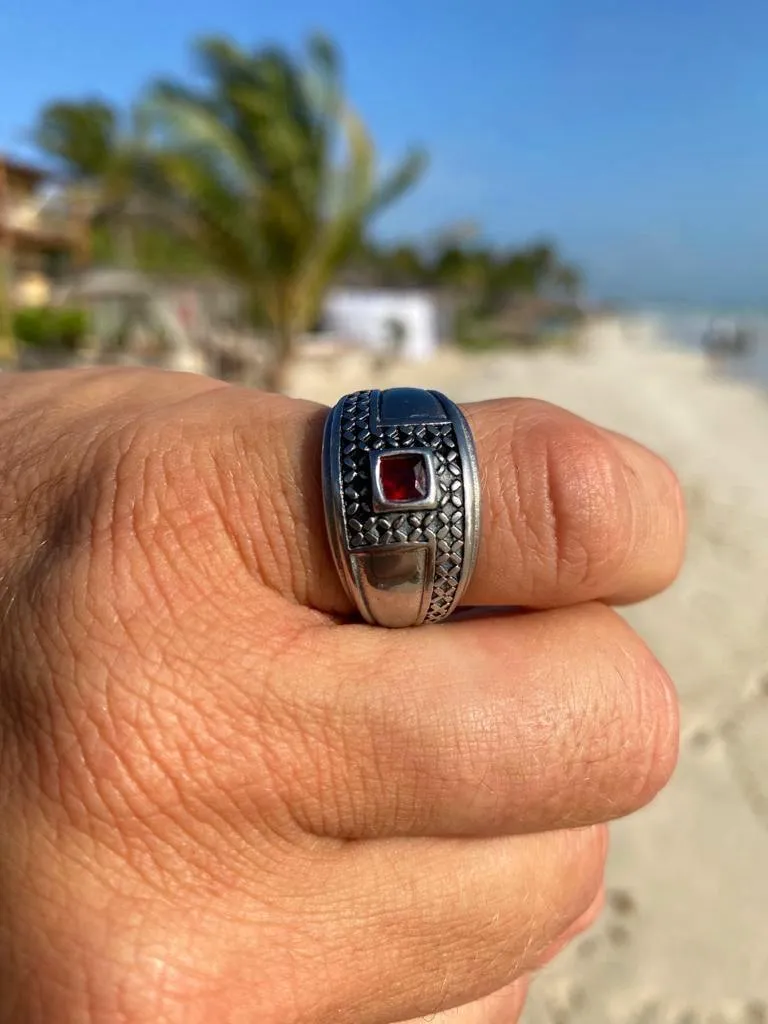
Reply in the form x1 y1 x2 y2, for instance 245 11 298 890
285 604 679 841
483 410 633 606
0 374 683 1023
227 414 301 600
220 401 338 612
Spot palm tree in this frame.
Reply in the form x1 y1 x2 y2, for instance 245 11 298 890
31 99 212 371
136 33 427 386
30 96 143 268
32 99 120 181
31 98 117 247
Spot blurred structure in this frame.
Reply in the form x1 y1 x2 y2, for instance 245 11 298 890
0 156 84 307
702 317 753 359
46 269 448 381
321 289 443 361
50 268 282 378
2 32 582 382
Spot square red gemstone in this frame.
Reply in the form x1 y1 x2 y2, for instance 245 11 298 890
379 452 429 503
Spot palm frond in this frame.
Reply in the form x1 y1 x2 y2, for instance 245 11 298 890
367 148 429 218
102 32 426 350
31 99 119 181
143 84 258 193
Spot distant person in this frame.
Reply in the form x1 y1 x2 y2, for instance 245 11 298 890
0 369 684 1023
702 317 752 359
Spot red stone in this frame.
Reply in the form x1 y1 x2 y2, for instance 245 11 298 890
379 453 428 503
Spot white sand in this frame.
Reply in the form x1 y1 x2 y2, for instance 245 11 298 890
287 318 768 1024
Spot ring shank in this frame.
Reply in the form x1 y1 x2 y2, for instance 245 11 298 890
322 388 480 627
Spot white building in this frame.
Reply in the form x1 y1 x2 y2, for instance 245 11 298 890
322 289 442 361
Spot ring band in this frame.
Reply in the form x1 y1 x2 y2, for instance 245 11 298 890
322 388 481 627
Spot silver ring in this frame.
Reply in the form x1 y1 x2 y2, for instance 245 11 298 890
322 388 481 627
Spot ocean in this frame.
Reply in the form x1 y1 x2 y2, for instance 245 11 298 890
637 310 768 387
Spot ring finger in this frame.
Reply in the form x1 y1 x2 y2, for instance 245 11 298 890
173 388 686 613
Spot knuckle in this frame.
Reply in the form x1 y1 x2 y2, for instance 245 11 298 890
556 826 608 903
570 827 608 909
3 377 336 609
517 606 679 824
138 389 328 603
219 411 301 589
526 827 607 934
590 623 680 812
543 435 631 594
628 649 680 804
36 398 248 619
212 399 329 600
489 402 634 603
251 632 378 836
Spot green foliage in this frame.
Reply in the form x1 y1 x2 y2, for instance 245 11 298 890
13 307 89 350
26 30 586 369
27 34 424 365
455 327 581 353
358 238 581 305
455 331 505 352
133 33 427 363
90 222 214 274
32 99 119 181
352 237 583 349
31 98 183 275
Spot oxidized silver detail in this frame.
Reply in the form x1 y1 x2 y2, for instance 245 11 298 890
322 388 481 627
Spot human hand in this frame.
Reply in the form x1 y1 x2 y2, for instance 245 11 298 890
0 369 684 1023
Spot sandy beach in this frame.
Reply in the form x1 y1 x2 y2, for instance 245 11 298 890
289 317 768 1024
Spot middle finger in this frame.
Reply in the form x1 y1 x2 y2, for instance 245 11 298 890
278 602 678 840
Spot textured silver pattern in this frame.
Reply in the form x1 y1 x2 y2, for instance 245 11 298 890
339 390 466 622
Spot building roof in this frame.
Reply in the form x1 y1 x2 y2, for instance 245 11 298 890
0 155 50 183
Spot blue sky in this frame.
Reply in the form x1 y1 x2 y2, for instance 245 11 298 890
2 0 768 305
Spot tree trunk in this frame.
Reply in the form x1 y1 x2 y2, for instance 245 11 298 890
0 162 17 364
111 220 136 269
263 295 296 393
262 325 293 392
0 241 12 343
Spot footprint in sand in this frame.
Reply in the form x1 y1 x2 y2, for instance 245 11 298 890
686 725 716 753
742 1001 768 1024
607 889 637 917
575 886 638 962
607 924 631 948
721 671 768 831
683 670 768 834
540 979 589 1022
548 880 767 1023
542 996 768 1023
635 998 768 1024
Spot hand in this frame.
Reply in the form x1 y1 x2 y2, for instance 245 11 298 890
0 369 684 1024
